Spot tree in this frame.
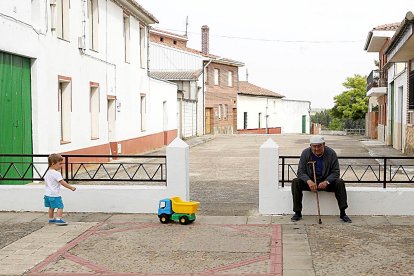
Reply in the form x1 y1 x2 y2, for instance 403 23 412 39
330 74 368 121
311 109 331 128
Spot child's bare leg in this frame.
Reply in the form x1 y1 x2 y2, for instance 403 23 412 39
48 208 55 219
56 208 63 218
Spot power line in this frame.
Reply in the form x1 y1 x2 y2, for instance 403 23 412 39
159 27 363 44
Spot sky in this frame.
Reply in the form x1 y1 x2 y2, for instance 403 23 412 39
138 0 413 108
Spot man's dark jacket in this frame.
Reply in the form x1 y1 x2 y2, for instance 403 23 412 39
297 146 340 184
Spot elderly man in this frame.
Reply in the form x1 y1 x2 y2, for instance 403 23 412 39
291 135 352 223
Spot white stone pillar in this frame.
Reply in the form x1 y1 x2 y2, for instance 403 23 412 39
259 138 279 214
166 137 189 200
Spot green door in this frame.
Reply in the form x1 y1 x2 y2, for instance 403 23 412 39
0 52 33 184
302 115 306 133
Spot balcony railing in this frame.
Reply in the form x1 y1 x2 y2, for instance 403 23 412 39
367 69 387 91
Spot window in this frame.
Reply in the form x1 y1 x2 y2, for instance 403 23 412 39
214 68 220 85
258 113 262 128
160 37 164 42
173 40 177 45
140 95 146 131
58 76 72 143
88 0 99 51
123 13 130 62
218 104 222 120
139 25 146 68
90 83 100 139
224 104 228 120
227 71 233 87
56 0 70 40
243 112 248 129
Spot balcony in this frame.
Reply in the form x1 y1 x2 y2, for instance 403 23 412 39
366 69 387 97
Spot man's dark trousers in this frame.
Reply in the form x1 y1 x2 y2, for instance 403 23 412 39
291 178 348 213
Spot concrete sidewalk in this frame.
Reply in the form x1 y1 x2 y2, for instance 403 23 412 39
1 212 414 275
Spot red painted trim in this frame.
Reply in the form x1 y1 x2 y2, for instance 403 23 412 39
237 127 281 134
62 130 178 161
90 81 99 87
58 75 71 82
107 95 116 100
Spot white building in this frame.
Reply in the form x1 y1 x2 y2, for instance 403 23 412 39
149 37 205 138
0 0 177 159
237 81 310 134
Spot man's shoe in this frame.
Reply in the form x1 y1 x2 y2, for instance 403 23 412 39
291 213 302 222
55 219 68 226
340 215 352 223
48 219 56 224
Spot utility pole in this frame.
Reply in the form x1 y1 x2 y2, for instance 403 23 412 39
246 69 249 82
185 16 188 37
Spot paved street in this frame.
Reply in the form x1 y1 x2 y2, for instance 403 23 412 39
1 134 414 275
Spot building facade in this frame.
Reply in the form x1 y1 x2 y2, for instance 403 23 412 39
0 0 177 162
237 81 311 134
385 11 414 154
149 30 204 138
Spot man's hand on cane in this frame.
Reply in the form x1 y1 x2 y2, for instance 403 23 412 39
307 180 318 192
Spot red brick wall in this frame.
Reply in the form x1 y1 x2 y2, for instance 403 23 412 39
149 33 187 49
237 127 281 134
205 61 239 134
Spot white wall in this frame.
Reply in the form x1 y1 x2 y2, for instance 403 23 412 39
277 99 310 134
237 95 310 133
0 138 189 213
149 42 205 137
1 0 176 154
150 42 203 71
237 95 282 130
148 78 177 133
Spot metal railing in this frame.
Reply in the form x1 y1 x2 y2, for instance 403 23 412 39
366 69 387 91
280 156 414 188
344 128 365 136
0 154 167 184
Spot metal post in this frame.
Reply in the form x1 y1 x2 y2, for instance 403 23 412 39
65 156 69 182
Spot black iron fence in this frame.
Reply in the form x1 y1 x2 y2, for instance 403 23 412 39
280 156 414 188
0 154 166 184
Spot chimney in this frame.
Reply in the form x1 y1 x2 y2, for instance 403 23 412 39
201 25 209 54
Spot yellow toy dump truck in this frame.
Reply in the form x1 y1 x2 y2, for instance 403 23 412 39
158 196 200 225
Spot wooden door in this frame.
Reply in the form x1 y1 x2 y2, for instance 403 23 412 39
205 108 212 134
233 108 237 133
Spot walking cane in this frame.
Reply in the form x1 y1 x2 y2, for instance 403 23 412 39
308 161 322 224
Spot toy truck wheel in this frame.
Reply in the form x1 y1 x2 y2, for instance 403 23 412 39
179 215 189 225
159 214 170 224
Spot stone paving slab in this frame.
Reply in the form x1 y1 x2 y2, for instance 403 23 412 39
26 221 282 275
0 222 96 276
307 224 414 275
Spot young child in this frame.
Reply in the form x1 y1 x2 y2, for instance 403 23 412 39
44 153 76 226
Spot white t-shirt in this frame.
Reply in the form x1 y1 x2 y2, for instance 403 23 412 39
44 169 63 197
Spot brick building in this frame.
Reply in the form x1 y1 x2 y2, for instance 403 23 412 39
149 25 244 135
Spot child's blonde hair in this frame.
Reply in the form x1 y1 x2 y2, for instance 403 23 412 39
48 153 63 167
